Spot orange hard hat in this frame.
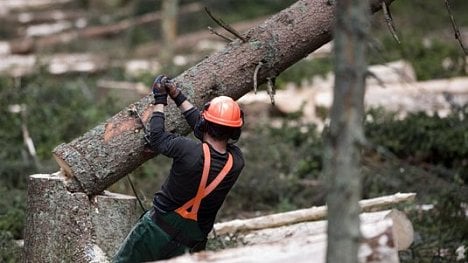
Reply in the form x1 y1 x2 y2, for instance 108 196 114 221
202 96 243 127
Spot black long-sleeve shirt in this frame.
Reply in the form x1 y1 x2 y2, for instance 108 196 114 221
148 107 244 236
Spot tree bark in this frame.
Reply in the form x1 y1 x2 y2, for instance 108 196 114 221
23 172 139 262
52 0 397 196
324 0 370 262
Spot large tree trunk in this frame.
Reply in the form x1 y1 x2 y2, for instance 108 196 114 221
52 0 397 196
324 0 370 262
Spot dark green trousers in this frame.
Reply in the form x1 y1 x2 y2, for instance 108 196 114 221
113 210 205 263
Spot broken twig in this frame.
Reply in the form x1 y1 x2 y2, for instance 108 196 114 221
366 69 386 88
253 61 263 94
382 2 400 44
207 26 233 42
205 7 247 43
444 0 468 55
266 77 276 105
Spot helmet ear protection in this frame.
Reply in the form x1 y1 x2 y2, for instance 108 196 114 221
194 98 244 142
193 102 209 141
227 122 242 144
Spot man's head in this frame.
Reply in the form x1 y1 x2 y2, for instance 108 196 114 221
195 96 243 142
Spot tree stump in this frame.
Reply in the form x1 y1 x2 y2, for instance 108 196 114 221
23 173 140 262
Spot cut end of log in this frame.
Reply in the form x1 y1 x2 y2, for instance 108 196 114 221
30 173 63 180
52 152 73 178
386 209 414 250
52 143 95 193
52 152 85 192
99 190 139 200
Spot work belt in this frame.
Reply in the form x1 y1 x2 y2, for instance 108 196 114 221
150 209 206 251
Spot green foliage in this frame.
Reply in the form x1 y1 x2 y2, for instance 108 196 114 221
389 0 468 33
0 73 120 255
0 231 22 263
221 120 324 216
0 187 25 262
218 106 468 261
276 58 333 87
400 194 467 262
369 36 465 81
0 188 26 239
362 106 468 262
204 0 296 22
127 27 155 47
0 187 26 239
0 74 118 169
367 0 468 81
365 106 468 182
0 1 467 261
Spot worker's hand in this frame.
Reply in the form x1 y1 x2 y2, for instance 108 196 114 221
164 79 181 99
152 75 168 105
164 78 187 107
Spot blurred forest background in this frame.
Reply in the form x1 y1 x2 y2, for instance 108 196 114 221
0 0 467 262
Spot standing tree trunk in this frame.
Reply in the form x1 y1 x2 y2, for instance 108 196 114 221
52 0 396 196
324 0 370 262
160 0 179 68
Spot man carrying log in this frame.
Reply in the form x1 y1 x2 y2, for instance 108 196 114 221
113 75 245 262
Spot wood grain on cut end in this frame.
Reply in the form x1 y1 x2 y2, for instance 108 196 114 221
52 153 73 178
386 209 414 250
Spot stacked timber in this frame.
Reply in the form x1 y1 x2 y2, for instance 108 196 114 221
239 61 468 127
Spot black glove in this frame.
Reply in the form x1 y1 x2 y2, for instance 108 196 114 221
165 80 187 106
152 75 168 105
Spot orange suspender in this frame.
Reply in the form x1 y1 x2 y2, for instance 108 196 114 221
175 143 233 221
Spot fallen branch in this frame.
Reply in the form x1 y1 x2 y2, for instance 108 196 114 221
212 192 415 236
207 26 233 42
